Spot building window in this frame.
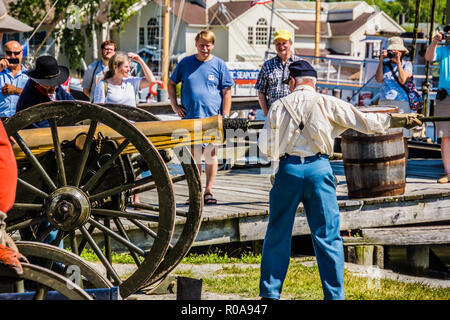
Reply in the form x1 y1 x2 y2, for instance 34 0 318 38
255 18 268 45
147 18 159 46
139 27 145 45
248 26 253 45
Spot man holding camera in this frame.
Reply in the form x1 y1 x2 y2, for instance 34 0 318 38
425 26 450 184
0 41 28 121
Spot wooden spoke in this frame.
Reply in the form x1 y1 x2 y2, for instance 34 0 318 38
113 218 142 266
132 174 186 194
6 216 47 233
129 202 187 218
11 203 43 211
69 231 79 256
13 133 57 191
91 208 159 222
130 219 158 242
80 225 122 285
50 230 66 247
49 118 67 187
74 120 98 187
88 175 154 202
35 225 55 243
88 218 146 256
17 178 49 199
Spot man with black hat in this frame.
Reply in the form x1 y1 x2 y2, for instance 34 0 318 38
16 55 74 127
257 60 423 300
424 26 450 184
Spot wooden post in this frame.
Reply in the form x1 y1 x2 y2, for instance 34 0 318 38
407 245 429 274
162 0 170 88
354 245 374 266
374 245 384 269
314 0 321 65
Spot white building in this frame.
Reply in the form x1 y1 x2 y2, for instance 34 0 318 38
115 0 405 67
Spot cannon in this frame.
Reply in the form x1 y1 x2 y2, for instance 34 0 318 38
2 100 225 299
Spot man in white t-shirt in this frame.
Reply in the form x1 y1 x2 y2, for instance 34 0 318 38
82 40 116 101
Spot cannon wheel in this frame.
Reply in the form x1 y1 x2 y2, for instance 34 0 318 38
0 263 93 300
4 101 176 298
16 241 113 290
99 104 203 286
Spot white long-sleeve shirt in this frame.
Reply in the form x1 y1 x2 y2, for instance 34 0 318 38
258 85 392 159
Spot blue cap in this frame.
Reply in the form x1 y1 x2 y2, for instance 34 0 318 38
288 60 317 79
282 60 317 84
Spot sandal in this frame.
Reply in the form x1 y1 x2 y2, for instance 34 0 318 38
203 192 217 205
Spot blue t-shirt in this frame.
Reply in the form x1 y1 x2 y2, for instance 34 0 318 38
379 61 413 101
170 55 234 119
435 46 450 95
0 66 28 117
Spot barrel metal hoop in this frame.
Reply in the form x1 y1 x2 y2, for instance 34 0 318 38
348 183 405 198
343 153 405 164
341 131 403 143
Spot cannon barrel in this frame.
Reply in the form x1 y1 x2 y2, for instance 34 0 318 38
13 115 223 159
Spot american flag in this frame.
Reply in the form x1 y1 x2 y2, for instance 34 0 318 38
250 0 272 7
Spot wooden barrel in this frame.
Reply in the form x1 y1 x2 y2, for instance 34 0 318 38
341 106 405 198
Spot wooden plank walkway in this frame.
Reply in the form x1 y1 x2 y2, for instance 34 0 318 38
168 159 450 246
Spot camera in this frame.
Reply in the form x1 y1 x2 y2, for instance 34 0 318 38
0 57 19 64
387 50 395 58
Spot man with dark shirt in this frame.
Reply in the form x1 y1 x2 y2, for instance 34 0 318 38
16 55 73 127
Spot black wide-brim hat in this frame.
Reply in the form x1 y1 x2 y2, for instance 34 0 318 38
27 55 69 87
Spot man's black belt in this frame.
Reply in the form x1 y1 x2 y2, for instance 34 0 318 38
280 152 329 161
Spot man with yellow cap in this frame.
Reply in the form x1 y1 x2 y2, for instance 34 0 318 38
255 29 301 116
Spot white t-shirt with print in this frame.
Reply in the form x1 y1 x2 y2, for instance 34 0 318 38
93 77 142 107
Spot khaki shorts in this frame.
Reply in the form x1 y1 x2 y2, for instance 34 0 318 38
435 95 450 138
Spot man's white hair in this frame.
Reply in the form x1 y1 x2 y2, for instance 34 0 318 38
294 76 316 85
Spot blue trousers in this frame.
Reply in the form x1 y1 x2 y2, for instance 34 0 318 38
259 154 345 300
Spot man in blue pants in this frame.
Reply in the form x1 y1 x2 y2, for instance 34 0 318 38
257 60 423 300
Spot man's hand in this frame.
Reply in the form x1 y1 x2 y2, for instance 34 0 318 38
390 113 424 129
0 58 9 72
172 104 186 118
1 83 21 96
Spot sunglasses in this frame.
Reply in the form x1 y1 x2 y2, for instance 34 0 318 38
5 50 22 56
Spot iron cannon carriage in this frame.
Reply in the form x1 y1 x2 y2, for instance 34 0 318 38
0 100 226 299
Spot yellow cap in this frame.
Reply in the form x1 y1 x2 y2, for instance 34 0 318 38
274 29 292 41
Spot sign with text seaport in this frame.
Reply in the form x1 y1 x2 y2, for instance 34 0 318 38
229 69 259 97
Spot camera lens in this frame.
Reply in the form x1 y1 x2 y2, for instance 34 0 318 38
387 50 394 58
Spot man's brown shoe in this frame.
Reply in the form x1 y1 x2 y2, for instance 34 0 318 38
437 174 450 184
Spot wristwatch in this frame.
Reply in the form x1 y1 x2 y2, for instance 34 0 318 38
223 114 229 119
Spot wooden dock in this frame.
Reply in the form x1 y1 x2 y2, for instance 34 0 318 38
168 159 450 248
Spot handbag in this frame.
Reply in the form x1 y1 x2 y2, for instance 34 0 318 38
387 62 423 111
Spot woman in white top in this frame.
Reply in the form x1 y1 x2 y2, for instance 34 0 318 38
93 52 156 107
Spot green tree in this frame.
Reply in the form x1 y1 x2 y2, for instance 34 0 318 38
308 0 446 27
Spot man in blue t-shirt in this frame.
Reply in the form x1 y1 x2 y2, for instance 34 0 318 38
425 26 450 184
168 29 234 205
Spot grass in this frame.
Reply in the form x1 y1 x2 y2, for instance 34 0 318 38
181 251 261 264
73 249 450 300
199 259 450 300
